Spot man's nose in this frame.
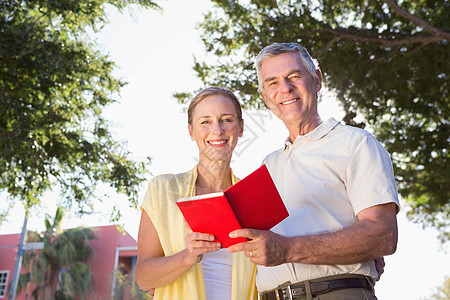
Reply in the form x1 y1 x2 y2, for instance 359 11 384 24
280 78 292 93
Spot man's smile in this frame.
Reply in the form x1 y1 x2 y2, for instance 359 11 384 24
281 98 300 105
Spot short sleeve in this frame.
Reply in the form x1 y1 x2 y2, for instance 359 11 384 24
140 178 159 222
345 134 400 215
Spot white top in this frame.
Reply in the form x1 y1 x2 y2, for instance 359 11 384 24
202 248 233 299
256 118 400 292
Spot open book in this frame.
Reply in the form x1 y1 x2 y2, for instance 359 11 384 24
176 164 289 248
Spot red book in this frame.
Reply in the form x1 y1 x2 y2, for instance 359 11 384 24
176 164 289 248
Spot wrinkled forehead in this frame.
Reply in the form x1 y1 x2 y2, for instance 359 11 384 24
260 52 309 79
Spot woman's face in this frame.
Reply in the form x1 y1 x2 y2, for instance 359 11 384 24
188 95 243 164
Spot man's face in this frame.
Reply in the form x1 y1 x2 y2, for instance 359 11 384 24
259 52 322 126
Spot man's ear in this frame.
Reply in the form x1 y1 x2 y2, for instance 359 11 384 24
260 91 268 106
315 69 323 92
188 124 194 141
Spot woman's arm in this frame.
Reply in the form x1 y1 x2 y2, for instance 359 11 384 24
135 210 220 290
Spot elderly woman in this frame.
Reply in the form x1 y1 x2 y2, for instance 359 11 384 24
136 87 257 300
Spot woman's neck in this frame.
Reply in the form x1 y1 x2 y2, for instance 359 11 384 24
196 160 232 195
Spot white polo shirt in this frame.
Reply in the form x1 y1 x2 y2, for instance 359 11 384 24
257 118 399 292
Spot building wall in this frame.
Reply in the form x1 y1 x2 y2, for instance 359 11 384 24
88 226 138 300
0 225 138 300
0 234 20 299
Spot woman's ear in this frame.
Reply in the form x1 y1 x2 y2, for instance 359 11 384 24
188 124 194 141
239 119 244 138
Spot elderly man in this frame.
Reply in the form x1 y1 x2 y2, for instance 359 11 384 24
228 43 399 300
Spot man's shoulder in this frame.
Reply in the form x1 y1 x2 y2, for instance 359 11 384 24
262 147 285 163
333 121 375 141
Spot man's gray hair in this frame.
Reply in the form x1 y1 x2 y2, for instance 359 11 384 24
254 43 320 93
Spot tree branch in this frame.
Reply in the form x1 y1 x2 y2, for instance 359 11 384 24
381 0 450 40
325 28 445 47
305 1 450 49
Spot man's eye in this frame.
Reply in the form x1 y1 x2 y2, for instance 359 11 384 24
201 120 210 124
222 118 232 122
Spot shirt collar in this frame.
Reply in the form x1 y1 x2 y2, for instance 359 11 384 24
283 118 340 149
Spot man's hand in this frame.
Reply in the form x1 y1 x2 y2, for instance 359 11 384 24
227 228 291 266
374 256 385 281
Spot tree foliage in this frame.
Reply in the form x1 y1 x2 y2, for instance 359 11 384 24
0 0 160 219
17 207 96 300
423 276 450 300
114 266 151 300
176 0 450 243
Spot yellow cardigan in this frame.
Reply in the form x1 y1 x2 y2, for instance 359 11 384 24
141 167 257 300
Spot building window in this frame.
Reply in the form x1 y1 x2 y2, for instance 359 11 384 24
0 270 9 298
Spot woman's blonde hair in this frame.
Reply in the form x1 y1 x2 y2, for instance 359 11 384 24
187 87 243 124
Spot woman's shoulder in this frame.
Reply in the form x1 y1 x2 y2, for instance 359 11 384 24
148 169 193 187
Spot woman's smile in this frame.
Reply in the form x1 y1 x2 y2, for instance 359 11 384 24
208 139 228 146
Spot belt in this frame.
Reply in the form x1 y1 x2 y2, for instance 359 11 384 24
259 277 372 300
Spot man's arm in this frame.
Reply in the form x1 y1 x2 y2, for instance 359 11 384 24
227 202 398 266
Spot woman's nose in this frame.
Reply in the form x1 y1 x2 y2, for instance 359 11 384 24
211 122 224 135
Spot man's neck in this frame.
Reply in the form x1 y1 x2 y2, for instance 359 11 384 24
286 116 323 143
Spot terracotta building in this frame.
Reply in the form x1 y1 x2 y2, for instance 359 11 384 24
0 225 140 299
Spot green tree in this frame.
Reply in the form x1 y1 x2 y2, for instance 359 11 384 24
175 0 450 243
17 207 96 300
0 0 160 221
114 265 151 300
422 276 450 300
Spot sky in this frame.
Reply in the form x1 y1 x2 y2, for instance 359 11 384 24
1 1 449 299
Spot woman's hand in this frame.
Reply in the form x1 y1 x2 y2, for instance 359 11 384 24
184 231 221 265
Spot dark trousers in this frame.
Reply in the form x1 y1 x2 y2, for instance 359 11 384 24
299 274 376 300
259 274 377 300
